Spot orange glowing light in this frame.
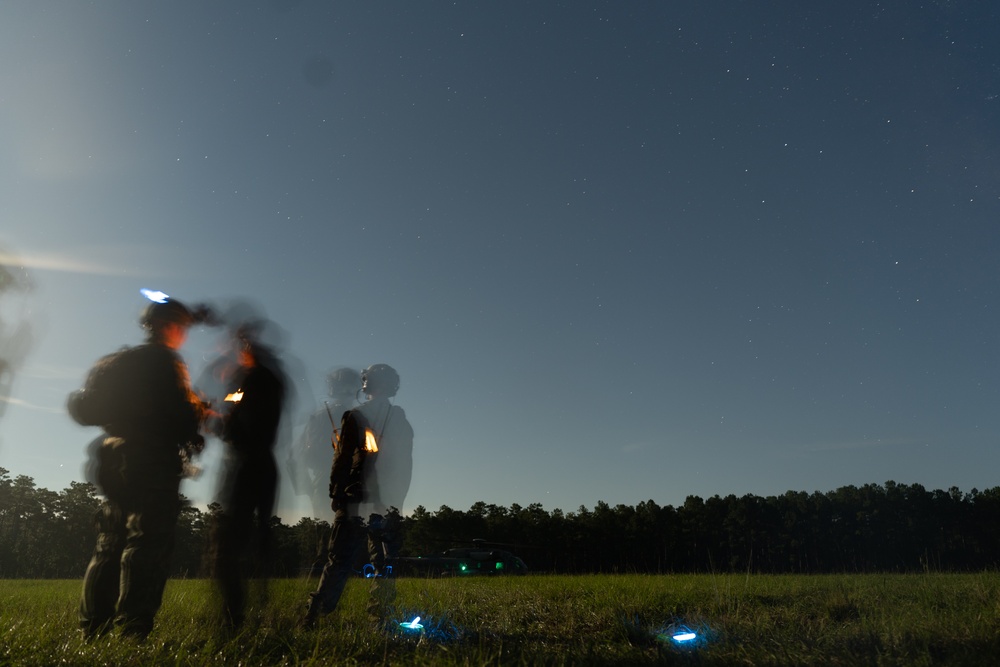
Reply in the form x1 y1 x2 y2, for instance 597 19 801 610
224 390 244 403
364 428 378 453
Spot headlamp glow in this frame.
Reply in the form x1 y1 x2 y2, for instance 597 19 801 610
140 288 170 304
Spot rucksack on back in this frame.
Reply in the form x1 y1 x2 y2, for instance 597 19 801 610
68 347 142 428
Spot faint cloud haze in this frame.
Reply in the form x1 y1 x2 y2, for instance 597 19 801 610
0 395 63 413
800 437 918 453
0 245 180 277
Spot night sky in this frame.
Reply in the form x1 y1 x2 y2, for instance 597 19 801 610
1 1 998 520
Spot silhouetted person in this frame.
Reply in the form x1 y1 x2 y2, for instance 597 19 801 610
68 295 205 640
302 363 413 629
293 367 361 520
291 367 361 574
210 332 287 629
356 365 413 517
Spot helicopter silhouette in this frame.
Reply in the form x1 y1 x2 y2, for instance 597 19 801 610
387 538 529 577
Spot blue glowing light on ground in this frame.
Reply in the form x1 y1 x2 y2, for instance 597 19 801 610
655 621 709 649
390 613 467 643
399 616 424 631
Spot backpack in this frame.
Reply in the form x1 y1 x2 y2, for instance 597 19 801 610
68 347 141 428
329 408 379 505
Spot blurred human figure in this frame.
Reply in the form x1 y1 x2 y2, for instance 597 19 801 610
68 294 206 640
291 367 361 575
292 367 361 520
0 252 35 421
210 330 287 629
356 364 413 516
302 363 413 629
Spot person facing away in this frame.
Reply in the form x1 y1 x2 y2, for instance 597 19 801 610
302 363 414 629
210 331 287 629
67 295 206 640
292 366 362 520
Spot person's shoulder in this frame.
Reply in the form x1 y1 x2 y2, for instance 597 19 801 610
259 362 286 387
123 343 184 374
342 406 371 431
138 342 179 360
388 405 413 436
128 341 171 357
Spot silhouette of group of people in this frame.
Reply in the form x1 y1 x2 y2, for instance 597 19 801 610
68 292 413 639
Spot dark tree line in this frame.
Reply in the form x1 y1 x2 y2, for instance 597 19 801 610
0 468 328 579
3 468 1000 577
404 482 1000 574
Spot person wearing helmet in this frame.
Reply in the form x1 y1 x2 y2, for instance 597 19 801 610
292 367 362 520
68 294 206 640
302 363 413 630
289 366 361 576
356 364 413 516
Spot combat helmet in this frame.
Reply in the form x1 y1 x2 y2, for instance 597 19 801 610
327 366 362 397
140 299 195 330
362 364 400 398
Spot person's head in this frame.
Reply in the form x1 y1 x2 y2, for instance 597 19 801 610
140 299 194 349
361 364 400 400
237 341 256 368
327 367 362 399
234 325 281 373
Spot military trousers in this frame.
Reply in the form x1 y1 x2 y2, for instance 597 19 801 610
306 508 399 624
79 483 181 639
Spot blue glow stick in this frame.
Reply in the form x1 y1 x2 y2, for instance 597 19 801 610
399 616 423 631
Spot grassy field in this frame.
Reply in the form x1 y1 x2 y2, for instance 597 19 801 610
2 573 1000 665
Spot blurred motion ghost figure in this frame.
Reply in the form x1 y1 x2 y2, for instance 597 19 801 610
303 363 413 629
292 367 362 519
0 248 36 422
356 364 413 517
207 322 288 629
68 293 207 641
292 366 361 576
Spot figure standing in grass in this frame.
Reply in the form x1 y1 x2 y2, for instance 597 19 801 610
210 329 287 629
295 367 362 518
68 294 207 640
302 363 413 629
291 366 362 573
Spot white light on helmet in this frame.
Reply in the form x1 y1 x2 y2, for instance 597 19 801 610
140 288 170 304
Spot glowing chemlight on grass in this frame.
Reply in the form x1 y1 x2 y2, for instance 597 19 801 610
656 622 704 648
399 616 423 631
361 564 392 578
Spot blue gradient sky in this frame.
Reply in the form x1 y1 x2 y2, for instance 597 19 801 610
1 1 998 520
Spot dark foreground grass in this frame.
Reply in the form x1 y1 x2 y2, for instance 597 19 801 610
3 573 1000 665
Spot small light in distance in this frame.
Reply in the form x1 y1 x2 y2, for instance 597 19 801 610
672 631 697 643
